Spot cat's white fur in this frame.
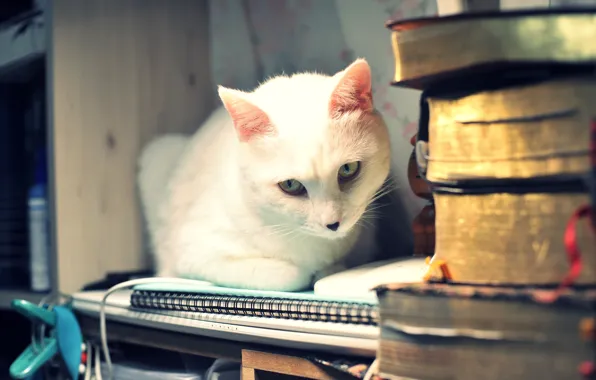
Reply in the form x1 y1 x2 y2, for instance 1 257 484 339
138 59 391 291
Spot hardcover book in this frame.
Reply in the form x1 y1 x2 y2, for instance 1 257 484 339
375 282 596 380
386 8 596 89
424 77 595 184
431 183 596 285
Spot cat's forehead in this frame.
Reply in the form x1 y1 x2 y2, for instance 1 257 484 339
248 72 378 180
256 80 332 121
258 123 365 183
252 75 339 136
255 72 335 96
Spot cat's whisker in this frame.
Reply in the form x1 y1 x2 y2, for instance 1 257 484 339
368 191 394 206
265 225 286 233
364 203 390 213
363 210 383 218
269 226 290 233
274 229 300 239
265 224 301 239
357 217 373 226
360 213 380 223
265 223 315 242
360 215 380 223
274 226 309 243
370 183 398 203
361 209 379 220
287 231 306 244
350 180 399 211
356 219 374 230
361 205 384 219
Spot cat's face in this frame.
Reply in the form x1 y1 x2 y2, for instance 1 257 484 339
219 59 390 239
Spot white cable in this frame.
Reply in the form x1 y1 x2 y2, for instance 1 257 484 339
94 344 102 380
84 342 92 380
99 277 211 380
363 358 379 380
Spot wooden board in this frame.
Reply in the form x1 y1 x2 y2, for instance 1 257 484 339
48 0 215 293
241 350 337 380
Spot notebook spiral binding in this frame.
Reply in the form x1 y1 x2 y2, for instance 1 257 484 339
130 290 378 325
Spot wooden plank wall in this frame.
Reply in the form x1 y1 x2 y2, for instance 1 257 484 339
49 0 215 293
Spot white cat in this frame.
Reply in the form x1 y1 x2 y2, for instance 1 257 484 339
138 59 391 291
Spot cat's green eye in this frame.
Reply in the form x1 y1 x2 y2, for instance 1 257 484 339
338 161 360 181
278 179 306 196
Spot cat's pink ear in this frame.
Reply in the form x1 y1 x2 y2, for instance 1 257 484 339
218 86 274 142
329 58 373 118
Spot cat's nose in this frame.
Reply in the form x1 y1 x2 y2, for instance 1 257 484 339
326 222 340 231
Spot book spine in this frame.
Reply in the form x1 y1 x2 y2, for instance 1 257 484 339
129 290 378 325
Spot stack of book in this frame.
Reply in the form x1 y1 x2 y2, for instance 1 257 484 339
379 8 596 380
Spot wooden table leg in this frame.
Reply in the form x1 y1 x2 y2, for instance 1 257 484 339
241 366 257 380
241 350 336 379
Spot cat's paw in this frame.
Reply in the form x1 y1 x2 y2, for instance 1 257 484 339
313 262 347 282
191 258 312 292
245 259 312 291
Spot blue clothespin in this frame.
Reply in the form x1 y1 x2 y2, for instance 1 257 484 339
10 299 83 380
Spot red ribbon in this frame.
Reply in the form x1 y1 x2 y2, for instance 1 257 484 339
535 204 592 303
561 205 591 287
579 361 595 379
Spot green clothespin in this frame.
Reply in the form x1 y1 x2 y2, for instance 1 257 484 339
10 338 56 379
10 300 57 379
10 299 83 380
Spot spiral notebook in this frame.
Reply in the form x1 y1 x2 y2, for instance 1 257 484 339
130 283 378 325
129 258 428 326
72 290 378 356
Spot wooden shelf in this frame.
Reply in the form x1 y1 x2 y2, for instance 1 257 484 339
0 289 47 310
0 1 214 295
0 11 45 82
